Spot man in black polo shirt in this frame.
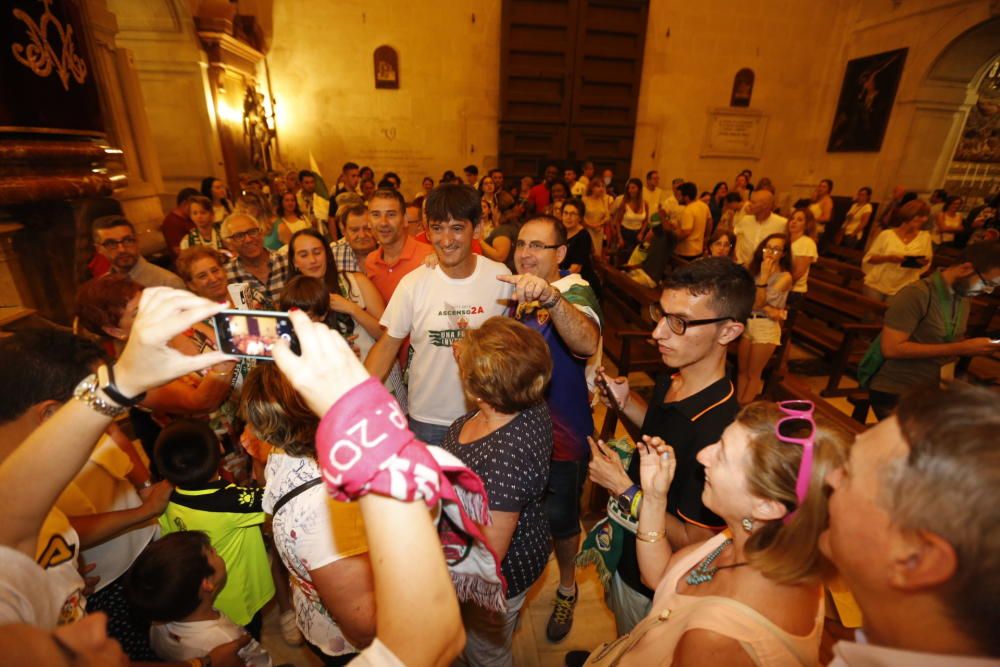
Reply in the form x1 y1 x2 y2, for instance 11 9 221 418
590 257 753 633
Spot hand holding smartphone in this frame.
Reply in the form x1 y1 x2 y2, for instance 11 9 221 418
212 309 300 360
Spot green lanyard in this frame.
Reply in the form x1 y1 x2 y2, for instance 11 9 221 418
931 272 963 342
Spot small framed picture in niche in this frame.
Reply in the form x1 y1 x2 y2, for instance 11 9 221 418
374 45 399 89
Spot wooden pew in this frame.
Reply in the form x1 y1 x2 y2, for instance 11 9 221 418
594 256 663 384
809 257 866 292
791 279 886 396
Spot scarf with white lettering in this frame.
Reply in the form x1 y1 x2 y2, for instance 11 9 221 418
315 377 506 611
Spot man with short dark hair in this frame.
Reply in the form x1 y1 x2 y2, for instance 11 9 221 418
564 167 583 197
331 161 362 219
673 182 710 261
578 161 595 194
822 382 1000 665
463 164 479 186
643 170 669 228
488 168 505 193
383 171 401 190
365 184 513 446
296 170 330 236
364 189 433 303
92 216 185 289
527 164 559 215
505 215 602 642
868 239 1000 419
332 205 376 274
161 188 199 260
222 213 289 307
588 257 752 633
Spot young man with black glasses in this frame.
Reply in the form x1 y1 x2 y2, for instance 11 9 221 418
92 215 185 289
589 257 753 634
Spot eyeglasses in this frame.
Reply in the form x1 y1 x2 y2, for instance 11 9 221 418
973 267 998 294
775 400 816 525
99 236 137 250
515 240 561 251
648 303 734 335
225 228 262 242
763 246 784 255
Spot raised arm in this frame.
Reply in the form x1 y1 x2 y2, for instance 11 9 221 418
0 289 228 558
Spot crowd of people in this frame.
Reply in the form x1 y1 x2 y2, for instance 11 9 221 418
0 158 997 667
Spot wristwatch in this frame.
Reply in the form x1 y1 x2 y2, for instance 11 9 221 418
616 484 640 516
97 364 147 408
73 372 127 417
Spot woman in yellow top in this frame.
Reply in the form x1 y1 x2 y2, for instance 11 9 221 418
582 177 613 257
572 400 849 666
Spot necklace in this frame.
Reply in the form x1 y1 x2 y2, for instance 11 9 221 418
685 539 749 585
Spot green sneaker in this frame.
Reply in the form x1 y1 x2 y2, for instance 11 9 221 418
546 585 578 642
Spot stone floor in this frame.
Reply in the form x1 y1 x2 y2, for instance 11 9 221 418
258 344 863 665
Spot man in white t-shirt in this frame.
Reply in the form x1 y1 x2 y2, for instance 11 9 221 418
642 170 669 227
366 184 514 445
733 190 788 266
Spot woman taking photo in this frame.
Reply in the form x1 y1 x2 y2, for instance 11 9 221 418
862 200 933 302
582 177 613 256
286 229 406 405
242 363 375 665
560 199 600 291
737 234 792 405
808 179 834 240
201 177 232 223
179 195 226 253
571 400 849 666
442 317 553 667
270 191 311 248
612 177 649 261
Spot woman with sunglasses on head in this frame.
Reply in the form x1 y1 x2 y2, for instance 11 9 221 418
569 400 850 666
737 233 793 405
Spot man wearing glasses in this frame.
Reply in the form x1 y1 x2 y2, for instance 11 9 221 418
92 216 185 289
590 257 753 634
503 215 602 642
221 213 289 308
867 239 1000 420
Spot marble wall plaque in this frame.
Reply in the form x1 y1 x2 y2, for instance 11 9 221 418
701 109 767 159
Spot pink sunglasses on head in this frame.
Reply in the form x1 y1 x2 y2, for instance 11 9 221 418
775 400 815 525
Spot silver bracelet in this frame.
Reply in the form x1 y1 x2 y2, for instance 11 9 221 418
73 374 127 418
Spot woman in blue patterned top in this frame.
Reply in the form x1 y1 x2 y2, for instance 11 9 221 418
441 316 554 667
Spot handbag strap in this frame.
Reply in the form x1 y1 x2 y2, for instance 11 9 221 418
272 477 323 516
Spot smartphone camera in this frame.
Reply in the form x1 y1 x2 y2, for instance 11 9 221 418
212 310 300 360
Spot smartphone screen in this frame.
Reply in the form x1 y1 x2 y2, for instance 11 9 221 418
212 309 300 360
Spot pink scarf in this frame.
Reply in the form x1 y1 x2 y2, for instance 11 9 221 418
315 377 507 611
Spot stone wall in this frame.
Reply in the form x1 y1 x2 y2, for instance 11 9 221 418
266 1 501 195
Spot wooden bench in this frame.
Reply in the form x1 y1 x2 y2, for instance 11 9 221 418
809 257 866 293
791 279 886 396
595 257 663 381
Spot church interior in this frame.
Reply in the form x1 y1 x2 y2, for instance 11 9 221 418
0 1 998 666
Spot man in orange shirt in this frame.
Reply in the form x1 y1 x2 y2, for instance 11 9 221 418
365 188 433 373
365 189 433 303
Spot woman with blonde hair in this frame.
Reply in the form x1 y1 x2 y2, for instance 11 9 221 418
569 400 850 666
441 317 553 667
582 176 613 256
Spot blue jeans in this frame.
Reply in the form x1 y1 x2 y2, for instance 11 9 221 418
408 417 450 447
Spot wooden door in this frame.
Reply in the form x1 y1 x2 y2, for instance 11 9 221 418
499 0 649 188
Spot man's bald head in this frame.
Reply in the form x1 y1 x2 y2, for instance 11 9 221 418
749 189 774 219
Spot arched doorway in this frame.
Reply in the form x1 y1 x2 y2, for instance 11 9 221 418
894 17 1000 196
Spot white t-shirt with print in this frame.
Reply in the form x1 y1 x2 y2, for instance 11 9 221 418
381 256 513 426
150 613 271 666
36 508 86 625
263 452 368 657
0 545 59 628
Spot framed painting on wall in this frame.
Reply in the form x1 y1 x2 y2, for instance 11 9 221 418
827 48 907 152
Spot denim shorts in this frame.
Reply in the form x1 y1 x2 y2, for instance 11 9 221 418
544 458 589 539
